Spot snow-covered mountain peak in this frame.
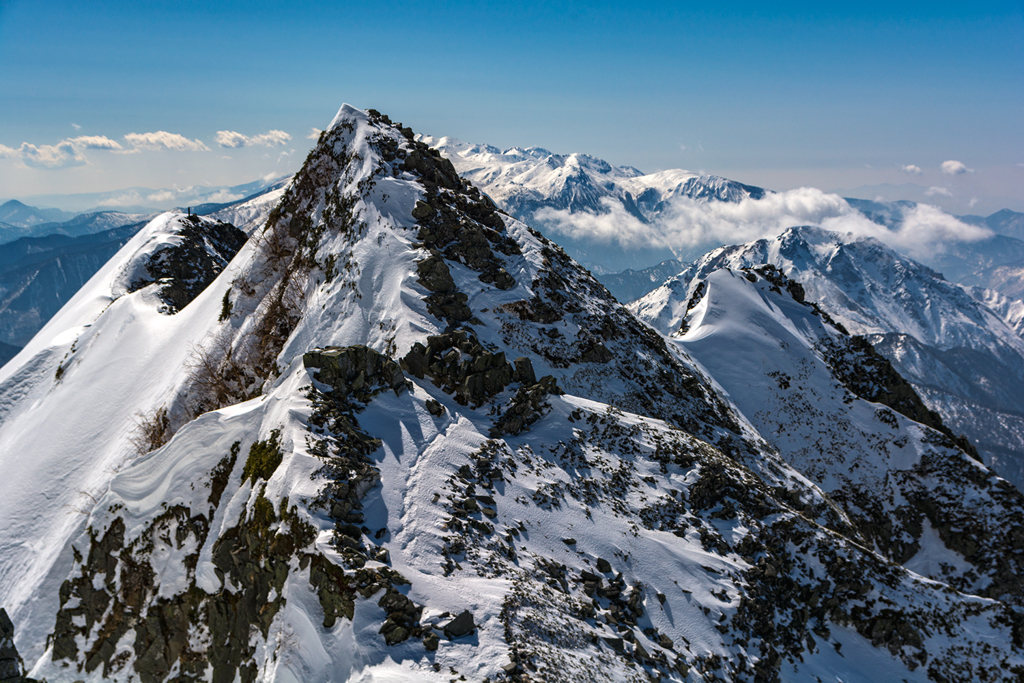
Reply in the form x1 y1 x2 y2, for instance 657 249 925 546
5 107 1024 683
631 224 1024 487
644 224 1018 351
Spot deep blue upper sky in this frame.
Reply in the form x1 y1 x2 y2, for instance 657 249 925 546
1 0 1021 212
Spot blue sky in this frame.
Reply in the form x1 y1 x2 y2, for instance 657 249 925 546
1 0 1022 212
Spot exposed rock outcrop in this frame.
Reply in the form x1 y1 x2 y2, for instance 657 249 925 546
129 214 246 314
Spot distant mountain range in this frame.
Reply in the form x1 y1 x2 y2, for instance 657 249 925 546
595 258 685 303
832 182 1024 216
1 175 288 220
407 137 1024 487
0 200 76 227
0 222 145 352
422 136 767 273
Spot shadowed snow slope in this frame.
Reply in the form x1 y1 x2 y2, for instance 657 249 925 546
1 107 1023 683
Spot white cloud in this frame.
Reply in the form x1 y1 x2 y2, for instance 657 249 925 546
125 131 209 152
95 191 145 207
96 185 251 209
534 185 991 263
201 189 245 204
214 130 249 148
924 186 953 198
146 190 178 204
969 197 979 208
18 141 87 169
251 130 291 146
308 127 323 140
0 134 124 169
215 129 291 148
901 164 922 175
67 135 122 150
941 159 971 175
71 123 81 130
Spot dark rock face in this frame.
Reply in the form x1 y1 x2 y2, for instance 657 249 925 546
47 338 433 682
400 328 560 434
0 609 25 682
304 345 409 400
490 375 563 437
0 609 39 683
404 139 518 326
304 342 433 650
130 215 247 314
401 330 517 407
414 250 472 323
47 448 318 683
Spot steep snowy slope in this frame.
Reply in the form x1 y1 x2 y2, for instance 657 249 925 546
632 226 1024 487
660 264 1024 586
0 211 248 671
2 106 1024 683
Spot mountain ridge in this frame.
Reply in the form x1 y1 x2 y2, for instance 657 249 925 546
1 105 1023 682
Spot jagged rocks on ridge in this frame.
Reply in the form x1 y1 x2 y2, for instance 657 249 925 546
127 213 246 314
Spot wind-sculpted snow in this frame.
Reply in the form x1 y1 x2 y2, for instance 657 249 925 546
0 211 267 671
3 106 1024 683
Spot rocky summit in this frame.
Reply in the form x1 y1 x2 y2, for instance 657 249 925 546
0 105 1022 683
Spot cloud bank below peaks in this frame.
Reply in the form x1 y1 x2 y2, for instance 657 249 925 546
533 186 992 262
